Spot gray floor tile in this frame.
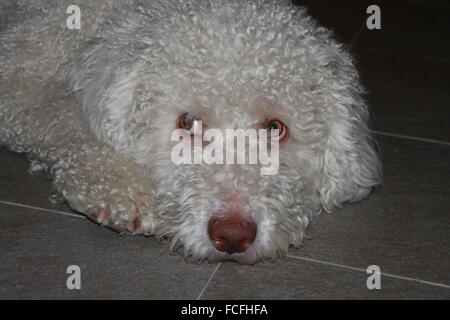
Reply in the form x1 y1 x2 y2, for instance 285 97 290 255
0 203 216 299
201 258 449 299
289 135 450 287
355 0 450 61
0 147 74 214
355 49 450 142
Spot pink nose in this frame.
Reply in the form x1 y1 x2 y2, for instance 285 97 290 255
208 214 257 254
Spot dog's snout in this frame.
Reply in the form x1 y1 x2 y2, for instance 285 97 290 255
208 214 257 254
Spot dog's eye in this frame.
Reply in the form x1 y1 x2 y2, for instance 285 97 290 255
178 113 201 134
265 119 287 141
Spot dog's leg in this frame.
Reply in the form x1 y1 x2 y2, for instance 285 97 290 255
50 139 156 235
0 85 156 235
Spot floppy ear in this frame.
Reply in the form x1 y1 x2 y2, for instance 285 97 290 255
60 38 139 145
319 82 382 212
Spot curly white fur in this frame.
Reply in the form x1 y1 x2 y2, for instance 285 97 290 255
0 0 381 264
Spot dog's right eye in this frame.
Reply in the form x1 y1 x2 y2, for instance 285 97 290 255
265 119 288 142
178 113 201 135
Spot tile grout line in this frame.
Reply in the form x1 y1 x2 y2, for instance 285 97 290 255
0 200 85 219
287 254 450 289
349 19 367 49
348 6 450 148
196 262 221 300
372 130 450 147
1 201 449 290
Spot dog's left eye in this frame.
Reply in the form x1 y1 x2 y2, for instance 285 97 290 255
178 113 201 135
266 119 287 141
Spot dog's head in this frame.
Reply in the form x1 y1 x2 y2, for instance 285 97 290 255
65 1 381 263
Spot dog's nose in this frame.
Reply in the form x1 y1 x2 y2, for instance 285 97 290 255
208 214 257 254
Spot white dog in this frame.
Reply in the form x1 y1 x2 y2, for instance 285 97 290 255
0 0 381 264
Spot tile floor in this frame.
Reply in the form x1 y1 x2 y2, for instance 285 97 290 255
0 0 449 299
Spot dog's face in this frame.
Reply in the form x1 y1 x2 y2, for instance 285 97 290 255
134 94 323 264
72 2 381 263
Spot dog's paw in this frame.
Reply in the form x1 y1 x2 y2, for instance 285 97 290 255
92 208 144 234
49 142 157 235
89 195 155 235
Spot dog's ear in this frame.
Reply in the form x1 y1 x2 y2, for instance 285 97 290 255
60 38 139 145
319 84 382 212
